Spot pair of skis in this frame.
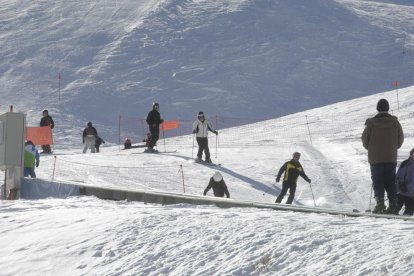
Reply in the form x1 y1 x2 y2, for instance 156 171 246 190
194 159 221 167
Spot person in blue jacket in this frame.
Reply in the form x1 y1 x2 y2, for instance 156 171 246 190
395 148 414 216
24 141 40 178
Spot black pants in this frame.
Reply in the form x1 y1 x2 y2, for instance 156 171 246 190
397 194 414 216
148 127 159 149
276 181 297 204
370 163 397 200
196 137 210 160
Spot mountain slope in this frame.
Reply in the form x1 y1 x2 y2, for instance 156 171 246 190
0 0 413 144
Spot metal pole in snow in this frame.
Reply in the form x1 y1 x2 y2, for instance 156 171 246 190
52 156 57 181
180 164 185 193
58 72 61 104
305 115 313 145
118 115 121 151
394 81 400 112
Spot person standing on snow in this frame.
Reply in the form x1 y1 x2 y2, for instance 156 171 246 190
192 111 218 163
204 172 230 198
395 148 414 216
145 102 163 153
24 141 40 178
39 109 54 154
275 152 311 204
361 99 404 214
82 122 98 153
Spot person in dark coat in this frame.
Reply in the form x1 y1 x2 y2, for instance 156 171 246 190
145 102 163 153
204 172 230 198
275 152 311 204
395 148 414 216
82 122 98 153
124 138 132 149
39 109 54 154
95 136 105 152
361 99 404 214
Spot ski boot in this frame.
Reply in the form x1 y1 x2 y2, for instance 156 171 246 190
372 197 386 214
385 198 399 215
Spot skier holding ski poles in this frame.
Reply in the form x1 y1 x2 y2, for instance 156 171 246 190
192 111 218 164
361 98 404 214
275 152 311 204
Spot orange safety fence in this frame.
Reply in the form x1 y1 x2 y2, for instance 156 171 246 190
160 120 179 131
26 126 53 145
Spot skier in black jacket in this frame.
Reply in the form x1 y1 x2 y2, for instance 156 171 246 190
145 102 163 153
39 109 54 153
275 152 311 204
82 122 98 153
204 172 230 198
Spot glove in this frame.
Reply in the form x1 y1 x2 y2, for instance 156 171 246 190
36 162 39 168
193 130 197 134
276 177 280 183
160 119 164 124
214 130 218 135
82 139 85 144
307 179 311 184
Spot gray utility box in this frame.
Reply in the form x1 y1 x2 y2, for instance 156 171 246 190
0 112 26 169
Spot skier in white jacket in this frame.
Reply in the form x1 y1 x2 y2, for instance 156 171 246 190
192 112 218 163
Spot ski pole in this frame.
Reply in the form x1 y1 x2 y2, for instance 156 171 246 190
308 181 316 207
367 184 373 212
162 127 166 152
191 133 195 160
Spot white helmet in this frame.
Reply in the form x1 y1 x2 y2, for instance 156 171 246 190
213 172 222 182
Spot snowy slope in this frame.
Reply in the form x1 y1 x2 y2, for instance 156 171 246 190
1 85 414 275
0 0 413 146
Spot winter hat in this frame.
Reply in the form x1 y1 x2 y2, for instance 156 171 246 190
376 99 389 112
42 109 48 115
198 111 204 117
153 102 159 109
87 122 92 127
293 152 301 159
213 171 222 182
